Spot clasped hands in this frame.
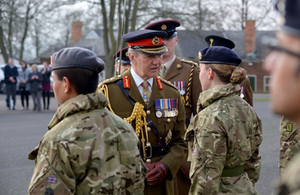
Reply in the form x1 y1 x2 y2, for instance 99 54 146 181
144 161 169 185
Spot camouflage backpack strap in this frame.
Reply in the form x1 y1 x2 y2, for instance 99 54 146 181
182 59 197 107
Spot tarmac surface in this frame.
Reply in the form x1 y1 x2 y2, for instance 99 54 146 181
0 93 281 195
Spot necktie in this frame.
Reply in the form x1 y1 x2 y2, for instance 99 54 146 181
160 64 167 77
141 81 150 104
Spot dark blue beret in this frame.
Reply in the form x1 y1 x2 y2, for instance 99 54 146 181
144 19 181 38
123 29 168 55
205 35 235 49
52 47 104 73
199 46 242 66
275 0 300 37
113 47 130 64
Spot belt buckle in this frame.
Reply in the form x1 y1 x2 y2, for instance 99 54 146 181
145 143 152 159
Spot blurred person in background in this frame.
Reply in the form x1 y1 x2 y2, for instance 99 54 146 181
41 61 51 110
4 58 18 110
18 60 31 110
114 47 131 75
28 64 43 111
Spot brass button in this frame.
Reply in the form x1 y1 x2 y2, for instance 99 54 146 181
146 159 151 163
146 142 151 146
147 127 151 131
167 118 171 123
146 110 151 115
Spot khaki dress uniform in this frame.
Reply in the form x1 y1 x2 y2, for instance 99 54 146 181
97 70 187 195
240 77 253 106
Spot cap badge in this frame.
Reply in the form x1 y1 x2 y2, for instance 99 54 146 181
209 38 214 47
152 36 159 45
125 51 128 56
198 51 202 60
161 24 167 30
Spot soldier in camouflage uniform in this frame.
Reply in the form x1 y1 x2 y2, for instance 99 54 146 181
263 1 300 193
28 47 146 194
185 46 262 194
279 115 300 176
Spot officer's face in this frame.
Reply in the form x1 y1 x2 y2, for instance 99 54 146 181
162 36 177 61
264 31 300 121
129 51 162 80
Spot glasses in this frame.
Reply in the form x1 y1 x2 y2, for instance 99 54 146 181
261 36 300 59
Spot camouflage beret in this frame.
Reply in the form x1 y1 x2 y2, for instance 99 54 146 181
52 47 105 73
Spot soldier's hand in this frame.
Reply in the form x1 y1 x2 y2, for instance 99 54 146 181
144 162 155 172
146 161 168 186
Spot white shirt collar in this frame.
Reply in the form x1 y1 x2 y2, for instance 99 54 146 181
130 68 153 87
164 55 176 70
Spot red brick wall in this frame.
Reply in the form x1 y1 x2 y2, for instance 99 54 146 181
245 20 256 53
71 21 83 44
240 60 270 92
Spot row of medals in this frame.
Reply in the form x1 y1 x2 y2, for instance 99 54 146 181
155 98 178 118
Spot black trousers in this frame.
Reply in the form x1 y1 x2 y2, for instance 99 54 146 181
6 84 17 109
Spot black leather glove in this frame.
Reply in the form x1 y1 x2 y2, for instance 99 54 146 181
146 161 169 186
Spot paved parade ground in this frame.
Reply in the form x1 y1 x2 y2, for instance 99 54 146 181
0 93 280 195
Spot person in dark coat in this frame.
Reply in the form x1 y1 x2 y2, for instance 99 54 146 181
4 58 18 110
28 64 43 111
41 61 52 110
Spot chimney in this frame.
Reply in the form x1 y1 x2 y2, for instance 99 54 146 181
244 20 256 54
71 21 82 44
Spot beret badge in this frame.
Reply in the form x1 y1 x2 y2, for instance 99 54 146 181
161 24 167 30
198 51 202 60
125 51 128 56
152 36 159 45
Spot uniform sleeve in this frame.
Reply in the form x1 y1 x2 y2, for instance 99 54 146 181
28 140 74 195
160 92 188 179
188 116 227 194
244 115 262 184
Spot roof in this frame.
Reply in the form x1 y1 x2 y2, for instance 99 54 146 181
175 30 276 60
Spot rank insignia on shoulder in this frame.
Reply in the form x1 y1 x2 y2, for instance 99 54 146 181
156 77 163 90
123 76 130 89
46 176 57 184
286 122 293 132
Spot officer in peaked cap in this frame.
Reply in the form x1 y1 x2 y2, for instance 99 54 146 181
205 35 254 106
28 47 146 194
185 45 262 194
264 0 300 194
145 19 201 195
97 29 187 195
205 35 235 49
114 47 131 75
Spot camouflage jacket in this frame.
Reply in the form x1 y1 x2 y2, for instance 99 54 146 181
28 93 146 195
276 153 300 194
279 115 300 176
185 83 262 195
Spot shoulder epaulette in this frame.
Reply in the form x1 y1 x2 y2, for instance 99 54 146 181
160 77 178 91
181 59 198 67
100 75 123 85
